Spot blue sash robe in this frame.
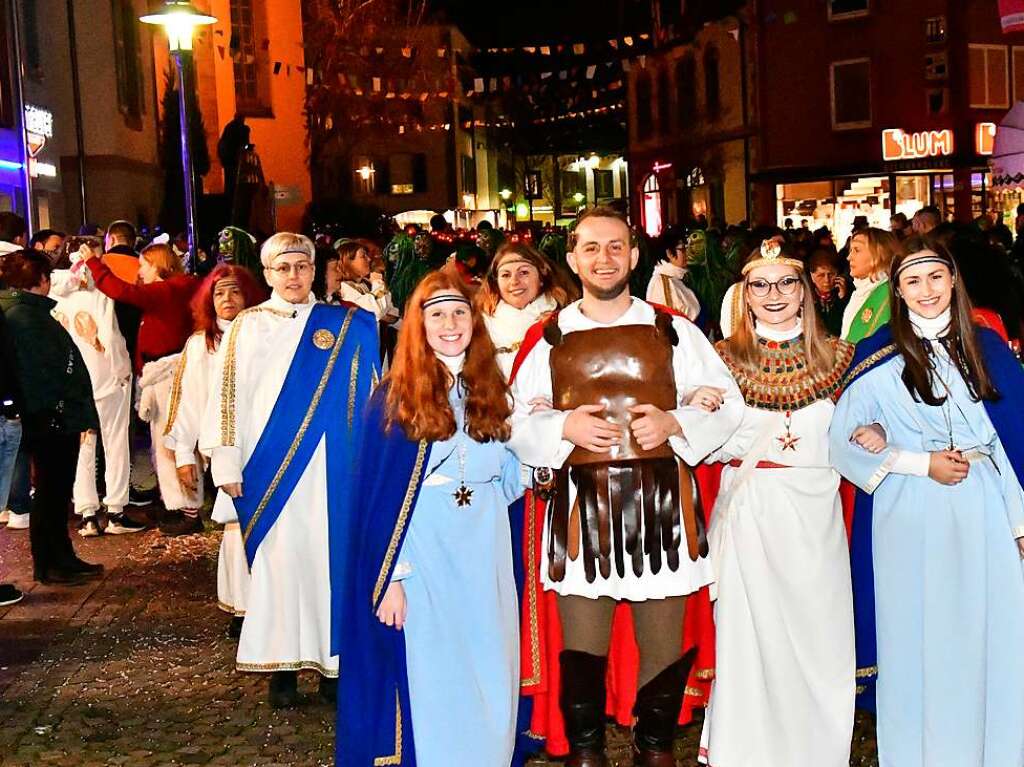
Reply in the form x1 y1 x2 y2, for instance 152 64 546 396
830 326 1024 766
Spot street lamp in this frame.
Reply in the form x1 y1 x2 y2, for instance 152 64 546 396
140 1 216 272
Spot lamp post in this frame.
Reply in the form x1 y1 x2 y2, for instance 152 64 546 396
140 1 216 272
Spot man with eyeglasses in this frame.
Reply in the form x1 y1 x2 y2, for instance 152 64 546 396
199 232 379 708
509 206 742 766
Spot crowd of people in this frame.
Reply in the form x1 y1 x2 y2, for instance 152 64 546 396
1 200 1023 767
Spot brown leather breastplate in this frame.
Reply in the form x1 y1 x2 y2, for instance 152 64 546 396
549 317 677 465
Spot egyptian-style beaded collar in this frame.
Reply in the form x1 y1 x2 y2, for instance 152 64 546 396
716 335 855 412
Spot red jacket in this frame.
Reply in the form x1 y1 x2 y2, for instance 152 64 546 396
86 258 199 373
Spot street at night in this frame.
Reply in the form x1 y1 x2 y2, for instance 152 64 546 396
3 1 1024 766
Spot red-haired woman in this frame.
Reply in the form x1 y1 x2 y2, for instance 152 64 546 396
337 270 524 767
163 266 264 619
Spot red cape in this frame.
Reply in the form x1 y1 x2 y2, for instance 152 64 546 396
509 304 857 756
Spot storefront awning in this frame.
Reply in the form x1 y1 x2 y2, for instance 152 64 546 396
990 102 1024 189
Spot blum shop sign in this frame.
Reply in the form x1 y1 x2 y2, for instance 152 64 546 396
882 129 954 162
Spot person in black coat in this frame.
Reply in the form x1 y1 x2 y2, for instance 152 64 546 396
0 249 102 585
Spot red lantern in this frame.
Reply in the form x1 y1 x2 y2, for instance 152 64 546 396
1000 0 1024 33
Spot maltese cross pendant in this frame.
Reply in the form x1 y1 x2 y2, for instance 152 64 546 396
453 484 474 507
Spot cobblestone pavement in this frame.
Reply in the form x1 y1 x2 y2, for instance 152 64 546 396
0 513 879 766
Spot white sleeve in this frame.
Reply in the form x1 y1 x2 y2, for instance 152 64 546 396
508 340 575 469
339 282 390 320
888 448 931 476
199 320 246 487
668 318 744 465
165 336 204 468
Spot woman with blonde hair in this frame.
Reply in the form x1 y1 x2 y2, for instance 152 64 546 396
700 240 856 767
842 227 903 342
475 241 578 379
337 270 523 766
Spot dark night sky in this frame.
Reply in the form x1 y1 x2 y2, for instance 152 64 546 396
429 0 654 46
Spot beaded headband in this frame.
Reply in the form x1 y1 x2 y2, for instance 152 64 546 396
741 239 804 276
422 293 471 310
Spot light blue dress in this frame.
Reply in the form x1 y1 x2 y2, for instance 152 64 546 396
829 345 1024 767
393 384 524 766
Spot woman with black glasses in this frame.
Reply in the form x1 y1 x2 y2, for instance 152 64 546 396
700 240 857 767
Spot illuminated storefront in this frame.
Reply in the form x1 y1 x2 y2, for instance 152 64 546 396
774 124 1007 245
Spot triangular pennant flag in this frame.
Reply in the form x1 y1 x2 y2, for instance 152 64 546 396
437 47 447 57
402 46 413 58
474 77 485 91
586 65 596 79
540 46 551 55
524 46 536 54
573 43 585 55
623 36 634 46
489 78 497 91
609 39 618 49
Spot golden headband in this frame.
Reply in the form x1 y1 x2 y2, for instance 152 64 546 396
741 239 804 276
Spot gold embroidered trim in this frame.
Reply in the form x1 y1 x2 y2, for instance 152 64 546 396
716 336 854 411
520 493 542 687
660 273 675 311
842 345 896 390
373 692 403 765
163 344 189 436
216 600 246 617
684 685 705 698
371 367 380 389
856 665 878 678
348 347 360 429
242 309 355 545
694 668 715 680
372 441 428 606
494 340 523 356
236 660 337 677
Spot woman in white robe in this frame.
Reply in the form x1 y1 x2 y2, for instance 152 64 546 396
700 240 856 767
163 265 264 630
646 231 701 321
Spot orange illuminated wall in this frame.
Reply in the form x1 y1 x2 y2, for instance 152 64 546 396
153 0 311 233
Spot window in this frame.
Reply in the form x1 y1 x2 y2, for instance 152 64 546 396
657 68 671 135
828 0 869 21
925 16 947 45
1013 47 1024 104
112 0 145 127
924 52 948 80
389 154 415 195
353 157 376 195
641 173 662 237
704 47 720 118
675 55 696 124
461 155 477 195
830 59 872 130
635 72 653 141
969 45 1009 109
926 87 949 116
230 0 272 116
594 169 615 199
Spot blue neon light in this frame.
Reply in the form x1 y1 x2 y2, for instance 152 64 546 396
0 159 23 171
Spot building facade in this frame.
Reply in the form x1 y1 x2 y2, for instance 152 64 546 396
626 14 752 236
751 0 1024 243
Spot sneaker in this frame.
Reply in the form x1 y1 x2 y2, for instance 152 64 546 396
127 486 159 507
5 511 29 529
0 583 23 606
159 512 204 537
0 509 8 525
78 517 102 537
105 513 148 535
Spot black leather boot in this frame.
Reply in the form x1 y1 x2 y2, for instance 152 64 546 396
560 650 609 767
632 649 696 767
268 670 299 708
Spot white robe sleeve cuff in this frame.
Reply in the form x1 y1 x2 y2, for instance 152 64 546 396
174 448 198 469
888 449 931 477
391 562 413 582
211 446 243 487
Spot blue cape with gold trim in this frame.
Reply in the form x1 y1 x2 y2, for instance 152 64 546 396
335 386 430 767
842 324 1024 710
